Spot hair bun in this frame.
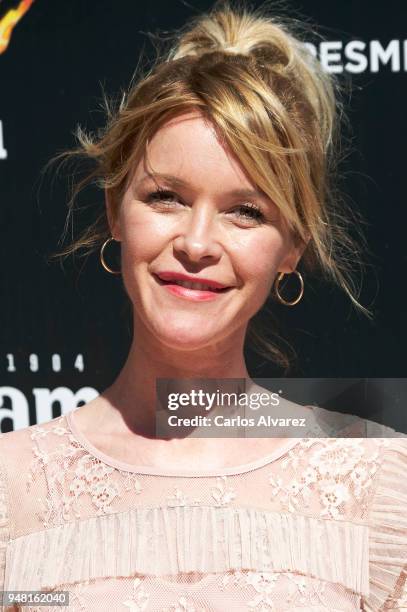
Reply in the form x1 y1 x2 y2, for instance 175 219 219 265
171 8 293 67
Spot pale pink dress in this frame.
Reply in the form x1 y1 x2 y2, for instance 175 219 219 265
0 409 406 611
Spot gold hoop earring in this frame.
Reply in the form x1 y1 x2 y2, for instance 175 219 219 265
100 237 121 275
274 270 304 306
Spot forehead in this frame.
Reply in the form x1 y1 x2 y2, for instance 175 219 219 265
133 112 256 191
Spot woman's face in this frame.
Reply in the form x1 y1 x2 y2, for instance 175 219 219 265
109 112 303 351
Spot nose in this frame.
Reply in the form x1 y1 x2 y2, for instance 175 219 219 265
172 203 223 263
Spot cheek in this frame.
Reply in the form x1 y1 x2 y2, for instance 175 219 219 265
230 229 288 287
119 205 170 263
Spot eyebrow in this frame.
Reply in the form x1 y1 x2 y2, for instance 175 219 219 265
136 172 267 200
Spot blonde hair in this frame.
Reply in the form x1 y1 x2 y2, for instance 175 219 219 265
52 3 370 370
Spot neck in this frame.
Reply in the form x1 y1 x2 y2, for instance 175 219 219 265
104 315 251 436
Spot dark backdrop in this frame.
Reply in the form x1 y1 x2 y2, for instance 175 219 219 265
1 0 406 431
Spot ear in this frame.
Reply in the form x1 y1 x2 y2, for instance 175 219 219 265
105 188 122 241
278 237 309 274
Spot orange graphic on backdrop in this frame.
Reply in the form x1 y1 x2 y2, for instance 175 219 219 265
0 0 34 54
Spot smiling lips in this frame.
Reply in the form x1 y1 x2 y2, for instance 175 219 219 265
154 271 232 302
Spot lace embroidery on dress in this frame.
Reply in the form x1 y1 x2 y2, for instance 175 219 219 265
164 476 238 508
6 414 404 612
26 418 244 530
26 418 144 526
269 438 384 518
219 571 331 610
162 596 206 612
123 577 150 610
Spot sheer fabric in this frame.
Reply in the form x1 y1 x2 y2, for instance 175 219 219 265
0 409 406 611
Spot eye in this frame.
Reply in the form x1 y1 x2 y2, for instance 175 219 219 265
145 189 183 206
230 203 265 224
143 191 265 224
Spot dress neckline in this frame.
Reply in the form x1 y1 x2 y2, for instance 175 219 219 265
65 408 302 477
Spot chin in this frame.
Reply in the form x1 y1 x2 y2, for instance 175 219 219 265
152 320 222 352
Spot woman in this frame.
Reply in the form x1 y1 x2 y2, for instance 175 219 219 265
0 5 405 611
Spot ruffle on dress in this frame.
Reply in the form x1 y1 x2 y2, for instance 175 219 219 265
4 506 369 594
362 440 407 610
